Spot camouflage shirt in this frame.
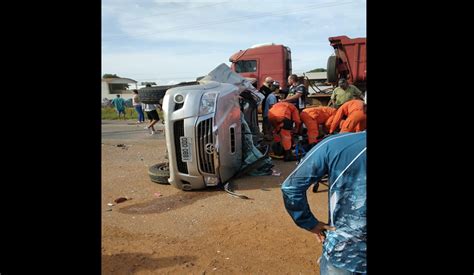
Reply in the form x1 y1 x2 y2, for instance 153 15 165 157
281 132 367 273
331 85 363 108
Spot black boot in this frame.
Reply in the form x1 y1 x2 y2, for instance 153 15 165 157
283 150 296 162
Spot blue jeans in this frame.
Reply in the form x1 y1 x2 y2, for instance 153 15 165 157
320 255 366 275
134 105 145 122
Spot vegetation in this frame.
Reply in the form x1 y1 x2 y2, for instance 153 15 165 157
103 73 120 78
102 107 164 120
307 68 327 72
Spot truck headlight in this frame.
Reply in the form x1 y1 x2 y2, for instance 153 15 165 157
174 94 184 104
199 92 218 115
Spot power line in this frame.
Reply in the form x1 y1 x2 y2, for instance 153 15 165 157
106 1 355 39
120 1 230 23
103 1 358 42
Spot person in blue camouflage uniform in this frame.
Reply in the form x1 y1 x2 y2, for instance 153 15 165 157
281 131 366 274
281 74 307 111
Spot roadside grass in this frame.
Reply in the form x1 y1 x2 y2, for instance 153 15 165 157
102 107 163 120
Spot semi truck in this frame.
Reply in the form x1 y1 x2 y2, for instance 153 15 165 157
228 36 366 105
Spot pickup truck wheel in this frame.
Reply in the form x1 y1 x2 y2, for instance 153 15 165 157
139 87 167 104
327 56 338 83
148 162 170 184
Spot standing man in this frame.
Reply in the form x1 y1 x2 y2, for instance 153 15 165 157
132 90 145 124
281 131 366 275
260 77 278 140
268 101 301 161
329 99 366 134
330 78 363 109
282 74 307 112
111 94 126 119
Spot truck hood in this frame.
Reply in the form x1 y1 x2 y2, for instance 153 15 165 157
199 63 261 99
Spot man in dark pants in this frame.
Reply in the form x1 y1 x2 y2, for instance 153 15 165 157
143 103 160 135
281 132 366 274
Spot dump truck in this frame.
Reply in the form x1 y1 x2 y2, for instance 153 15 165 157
326 35 366 91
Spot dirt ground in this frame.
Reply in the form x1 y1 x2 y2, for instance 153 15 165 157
102 120 329 274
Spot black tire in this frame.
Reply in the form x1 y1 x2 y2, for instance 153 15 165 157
327 56 338 83
139 87 167 104
148 162 170 184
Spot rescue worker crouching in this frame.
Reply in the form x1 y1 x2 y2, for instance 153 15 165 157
268 101 301 161
329 98 366 134
300 106 337 149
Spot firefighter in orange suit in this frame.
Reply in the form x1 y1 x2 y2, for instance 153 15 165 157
268 102 301 161
300 106 337 145
329 99 366 134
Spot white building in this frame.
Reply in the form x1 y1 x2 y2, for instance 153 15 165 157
101 77 138 101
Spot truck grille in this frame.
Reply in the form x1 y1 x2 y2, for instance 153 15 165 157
173 120 188 174
197 118 215 174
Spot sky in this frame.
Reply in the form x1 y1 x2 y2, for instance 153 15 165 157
102 0 366 85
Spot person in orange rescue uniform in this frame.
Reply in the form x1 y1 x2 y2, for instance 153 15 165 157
268 101 301 161
300 106 337 146
329 99 366 134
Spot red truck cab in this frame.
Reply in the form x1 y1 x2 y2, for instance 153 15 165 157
229 43 292 89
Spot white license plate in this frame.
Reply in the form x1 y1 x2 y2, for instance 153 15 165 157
180 137 192 162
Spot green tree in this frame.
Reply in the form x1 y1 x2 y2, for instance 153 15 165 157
103 73 120 79
307 68 327 73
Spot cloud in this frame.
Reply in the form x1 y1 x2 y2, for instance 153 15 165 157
102 0 366 82
103 0 365 43
102 50 232 83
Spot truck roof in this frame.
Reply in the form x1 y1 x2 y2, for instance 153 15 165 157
229 44 287 62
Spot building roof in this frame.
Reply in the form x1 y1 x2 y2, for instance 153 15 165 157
303 72 327 80
102 77 137 84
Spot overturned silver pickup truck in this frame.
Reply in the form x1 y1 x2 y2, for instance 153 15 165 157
163 63 269 190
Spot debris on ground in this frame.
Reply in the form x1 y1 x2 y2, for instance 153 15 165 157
107 203 114 206
260 188 271 191
114 197 131 204
269 152 284 159
271 169 281 176
224 182 250 200
154 192 162 198
116 144 126 147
